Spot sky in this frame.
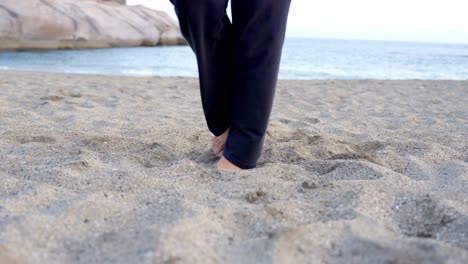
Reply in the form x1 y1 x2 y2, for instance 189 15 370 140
128 0 468 44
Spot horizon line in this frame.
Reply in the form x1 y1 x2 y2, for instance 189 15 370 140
284 36 468 45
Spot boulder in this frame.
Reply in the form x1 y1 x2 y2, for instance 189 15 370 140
0 0 186 51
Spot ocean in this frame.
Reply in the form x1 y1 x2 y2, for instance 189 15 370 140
0 38 467 80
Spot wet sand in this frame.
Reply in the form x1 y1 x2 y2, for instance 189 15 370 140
0 71 467 263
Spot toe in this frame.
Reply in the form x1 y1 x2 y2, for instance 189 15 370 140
214 140 225 153
215 144 224 154
212 137 221 148
214 144 223 155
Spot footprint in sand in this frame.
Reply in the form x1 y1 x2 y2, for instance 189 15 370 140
317 161 383 181
392 193 468 249
246 190 267 203
304 117 320 124
133 142 178 168
328 235 467 264
16 135 57 144
80 136 178 168
40 95 64 101
317 190 360 222
258 145 305 167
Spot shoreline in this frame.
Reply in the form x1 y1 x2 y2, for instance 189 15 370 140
1 69 467 81
1 71 467 263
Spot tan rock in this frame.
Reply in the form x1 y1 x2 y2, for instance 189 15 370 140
0 0 186 51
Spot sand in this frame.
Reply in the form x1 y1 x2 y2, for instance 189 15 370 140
0 70 467 263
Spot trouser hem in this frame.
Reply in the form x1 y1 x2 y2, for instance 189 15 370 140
222 150 257 170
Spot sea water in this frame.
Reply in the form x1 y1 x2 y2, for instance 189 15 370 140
0 38 467 80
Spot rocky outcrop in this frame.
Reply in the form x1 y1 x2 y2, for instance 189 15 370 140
105 0 126 5
0 0 186 51
95 0 127 6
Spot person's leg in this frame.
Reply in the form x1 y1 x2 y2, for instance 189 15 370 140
221 0 292 169
170 0 233 137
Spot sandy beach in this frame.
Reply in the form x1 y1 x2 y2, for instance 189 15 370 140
0 70 467 263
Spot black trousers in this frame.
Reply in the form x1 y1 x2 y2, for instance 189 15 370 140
170 0 291 169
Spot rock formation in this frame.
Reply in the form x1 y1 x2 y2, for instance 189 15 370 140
0 0 186 51
107 0 126 5
99 0 127 5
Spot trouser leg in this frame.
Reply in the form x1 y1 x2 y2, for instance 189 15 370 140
170 0 233 136
222 0 292 169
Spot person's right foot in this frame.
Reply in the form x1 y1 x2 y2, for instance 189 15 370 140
211 128 229 157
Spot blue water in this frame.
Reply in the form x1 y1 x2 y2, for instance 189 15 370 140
1 38 467 80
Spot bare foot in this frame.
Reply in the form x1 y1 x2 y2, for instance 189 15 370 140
217 155 241 170
211 128 229 158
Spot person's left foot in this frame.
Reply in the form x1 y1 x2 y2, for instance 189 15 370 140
211 128 229 158
217 155 241 170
